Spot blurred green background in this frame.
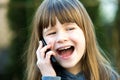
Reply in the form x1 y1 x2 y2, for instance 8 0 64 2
0 0 120 80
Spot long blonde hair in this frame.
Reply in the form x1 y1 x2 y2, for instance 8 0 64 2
25 0 120 80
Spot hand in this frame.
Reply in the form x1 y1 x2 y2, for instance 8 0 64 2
36 41 56 76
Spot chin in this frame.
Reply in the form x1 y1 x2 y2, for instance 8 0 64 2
60 60 78 68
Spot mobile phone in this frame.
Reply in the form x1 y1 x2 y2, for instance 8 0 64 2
41 37 56 62
41 38 51 53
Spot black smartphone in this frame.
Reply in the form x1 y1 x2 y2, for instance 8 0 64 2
41 37 56 62
41 38 51 53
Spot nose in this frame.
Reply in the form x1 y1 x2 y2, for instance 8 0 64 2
56 31 68 43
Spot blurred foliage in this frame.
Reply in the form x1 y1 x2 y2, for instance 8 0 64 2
2 0 119 80
7 0 27 80
6 0 42 80
113 0 120 72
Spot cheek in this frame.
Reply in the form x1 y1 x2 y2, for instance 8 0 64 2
45 38 54 44
69 33 84 42
70 31 86 47
45 37 56 49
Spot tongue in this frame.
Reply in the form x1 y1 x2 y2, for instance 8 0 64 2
59 49 73 57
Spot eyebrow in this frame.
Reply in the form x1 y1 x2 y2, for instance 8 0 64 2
43 26 55 34
43 22 76 34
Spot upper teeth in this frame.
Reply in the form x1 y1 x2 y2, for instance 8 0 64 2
58 46 71 50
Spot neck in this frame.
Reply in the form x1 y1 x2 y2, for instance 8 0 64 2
65 62 81 75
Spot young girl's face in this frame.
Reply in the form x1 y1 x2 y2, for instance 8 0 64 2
43 18 86 72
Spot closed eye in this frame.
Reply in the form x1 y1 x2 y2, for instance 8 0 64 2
47 32 56 35
67 27 75 31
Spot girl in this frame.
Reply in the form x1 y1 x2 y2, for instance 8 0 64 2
25 0 120 80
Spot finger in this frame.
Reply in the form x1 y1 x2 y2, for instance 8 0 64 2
37 41 43 52
36 41 43 59
36 43 51 60
40 44 51 57
45 51 55 61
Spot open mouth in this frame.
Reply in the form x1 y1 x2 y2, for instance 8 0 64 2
56 46 74 58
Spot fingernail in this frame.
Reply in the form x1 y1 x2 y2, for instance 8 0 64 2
39 41 41 44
